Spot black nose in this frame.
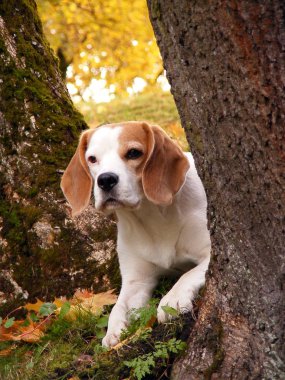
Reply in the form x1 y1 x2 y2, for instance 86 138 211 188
97 172 119 192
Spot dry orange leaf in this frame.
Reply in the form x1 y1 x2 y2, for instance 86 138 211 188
66 289 117 320
0 348 12 356
73 289 95 301
79 289 117 310
0 345 16 356
0 320 25 340
0 325 44 343
24 299 45 312
17 324 45 343
0 317 48 343
52 297 68 313
146 315 156 328
73 289 117 306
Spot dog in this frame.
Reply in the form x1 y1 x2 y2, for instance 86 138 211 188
61 121 211 347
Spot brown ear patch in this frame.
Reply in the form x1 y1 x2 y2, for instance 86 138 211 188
142 125 189 205
60 129 94 216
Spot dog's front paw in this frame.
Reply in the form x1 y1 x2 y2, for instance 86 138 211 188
102 332 121 348
157 287 194 323
102 320 127 348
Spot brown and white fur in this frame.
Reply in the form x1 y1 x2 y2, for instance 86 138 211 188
61 121 211 347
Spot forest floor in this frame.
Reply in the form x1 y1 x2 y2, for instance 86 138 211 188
0 279 199 380
0 90 194 380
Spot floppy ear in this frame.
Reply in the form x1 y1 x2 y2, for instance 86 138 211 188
142 125 189 206
60 131 92 216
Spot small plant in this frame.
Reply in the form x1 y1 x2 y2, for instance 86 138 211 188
124 338 187 380
125 354 155 380
120 299 158 340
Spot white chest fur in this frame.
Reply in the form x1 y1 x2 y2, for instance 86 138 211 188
116 152 211 273
117 200 181 269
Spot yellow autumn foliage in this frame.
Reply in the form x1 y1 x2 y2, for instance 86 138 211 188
37 0 162 95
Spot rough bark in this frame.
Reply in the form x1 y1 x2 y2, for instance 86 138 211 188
0 0 119 315
148 1 284 379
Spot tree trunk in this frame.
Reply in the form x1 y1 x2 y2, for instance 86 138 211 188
0 0 118 315
148 1 284 379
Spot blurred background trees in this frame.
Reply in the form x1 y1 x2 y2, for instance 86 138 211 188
37 0 187 148
38 0 162 97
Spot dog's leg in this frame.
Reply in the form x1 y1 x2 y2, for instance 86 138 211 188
157 255 210 323
102 258 158 347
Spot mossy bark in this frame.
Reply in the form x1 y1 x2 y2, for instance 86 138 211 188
148 1 285 379
0 0 119 315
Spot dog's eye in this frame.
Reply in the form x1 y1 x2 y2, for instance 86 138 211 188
88 155 97 164
125 148 143 160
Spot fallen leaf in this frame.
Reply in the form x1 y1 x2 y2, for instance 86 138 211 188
0 344 16 356
18 324 45 343
24 299 45 313
80 290 117 313
0 317 48 343
146 315 157 328
0 348 12 356
0 320 26 340
73 289 94 301
66 290 117 320
53 297 67 309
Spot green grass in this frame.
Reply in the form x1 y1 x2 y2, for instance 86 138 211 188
77 89 189 151
0 311 106 380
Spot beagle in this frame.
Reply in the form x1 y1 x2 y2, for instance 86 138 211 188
61 121 211 347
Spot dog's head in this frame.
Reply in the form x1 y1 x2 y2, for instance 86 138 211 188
61 122 189 216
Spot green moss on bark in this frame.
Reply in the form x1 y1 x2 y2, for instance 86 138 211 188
0 1 84 192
